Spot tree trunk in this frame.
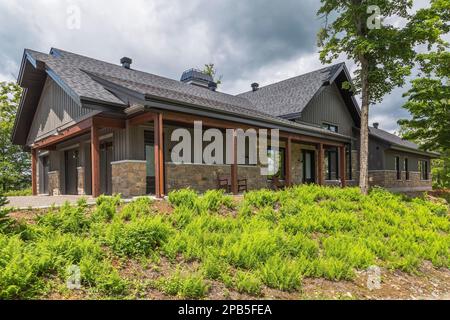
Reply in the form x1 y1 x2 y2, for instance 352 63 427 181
359 56 370 195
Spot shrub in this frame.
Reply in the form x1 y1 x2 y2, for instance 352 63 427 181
119 197 153 221
259 255 302 291
235 271 262 296
168 189 198 209
3 188 32 197
37 202 90 234
105 216 172 257
198 190 234 212
157 271 209 299
0 207 13 233
244 189 279 208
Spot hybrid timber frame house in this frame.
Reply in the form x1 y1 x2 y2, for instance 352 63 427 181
12 48 437 198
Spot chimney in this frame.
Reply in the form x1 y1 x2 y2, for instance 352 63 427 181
208 81 217 92
251 82 259 92
373 122 379 129
120 57 132 69
180 68 214 89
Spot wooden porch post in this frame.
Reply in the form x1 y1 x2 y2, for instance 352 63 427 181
154 113 165 198
339 145 346 188
91 125 100 197
318 143 324 185
285 137 292 187
31 148 37 195
230 130 238 195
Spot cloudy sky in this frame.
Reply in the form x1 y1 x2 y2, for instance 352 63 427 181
0 0 443 133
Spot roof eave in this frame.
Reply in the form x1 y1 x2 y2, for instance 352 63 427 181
389 145 440 158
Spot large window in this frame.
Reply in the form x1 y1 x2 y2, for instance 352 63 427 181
419 160 428 180
395 156 401 180
323 123 338 133
267 147 286 179
325 148 338 180
404 158 409 180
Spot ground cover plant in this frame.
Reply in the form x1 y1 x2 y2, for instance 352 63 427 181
0 186 448 299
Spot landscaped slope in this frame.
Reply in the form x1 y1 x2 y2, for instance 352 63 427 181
0 186 449 299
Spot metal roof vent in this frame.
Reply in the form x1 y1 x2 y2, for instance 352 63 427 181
180 68 214 88
251 82 259 92
373 122 379 129
120 57 132 69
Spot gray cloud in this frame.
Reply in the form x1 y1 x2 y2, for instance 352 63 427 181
0 0 444 133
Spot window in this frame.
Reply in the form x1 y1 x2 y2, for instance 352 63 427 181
267 147 286 179
325 147 338 180
419 160 428 180
395 156 401 180
323 123 338 133
404 158 409 180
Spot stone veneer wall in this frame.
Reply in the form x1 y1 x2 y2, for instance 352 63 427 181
166 163 231 193
291 144 303 184
368 170 432 191
238 166 268 190
48 171 61 196
77 167 85 195
111 160 146 197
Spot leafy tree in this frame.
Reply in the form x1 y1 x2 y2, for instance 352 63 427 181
399 50 450 188
0 81 30 192
317 0 448 194
203 63 222 86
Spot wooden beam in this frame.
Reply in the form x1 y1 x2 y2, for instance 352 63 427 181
129 112 156 126
91 125 100 197
230 130 238 195
154 113 164 198
158 113 165 196
285 137 292 187
318 143 324 185
339 145 346 188
32 117 93 149
92 116 125 129
31 148 37 195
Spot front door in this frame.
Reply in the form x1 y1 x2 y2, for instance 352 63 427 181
302 150 315 184
100 142 113 195
144 131 156 194
65 149 79 195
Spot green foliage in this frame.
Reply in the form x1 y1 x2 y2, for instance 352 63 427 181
156 271 209 299
1 185 449 299
3 188 32 196
37 202 90 234
168 188 198 209
202 63 222 86
0 82 30 192
104 216 172 257
235 270 262 296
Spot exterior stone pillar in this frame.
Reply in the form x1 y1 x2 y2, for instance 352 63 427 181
111 160 146 198
48 171 61 196
77 166 86 195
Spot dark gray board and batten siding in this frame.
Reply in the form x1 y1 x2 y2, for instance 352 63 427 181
26 77 96 146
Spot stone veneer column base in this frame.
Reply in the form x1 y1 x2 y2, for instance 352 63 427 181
48 171 61 196
111 160 147 198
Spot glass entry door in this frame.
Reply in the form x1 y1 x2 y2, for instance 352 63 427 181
302 150 315 184
144 131 156 194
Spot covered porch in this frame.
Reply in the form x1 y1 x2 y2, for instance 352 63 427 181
30 111 353 199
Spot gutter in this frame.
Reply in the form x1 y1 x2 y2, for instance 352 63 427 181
144 96 352 143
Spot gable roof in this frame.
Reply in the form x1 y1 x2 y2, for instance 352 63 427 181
236 63 360 121
369 126 439 157
14 48 358 146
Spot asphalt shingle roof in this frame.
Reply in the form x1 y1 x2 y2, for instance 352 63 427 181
369 126 421 150
24 48 349 139
237 63 345 117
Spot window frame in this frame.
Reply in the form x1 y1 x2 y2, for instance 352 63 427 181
322 122 339 133
395 156 401 180
419 159 429 180
404 158 409 181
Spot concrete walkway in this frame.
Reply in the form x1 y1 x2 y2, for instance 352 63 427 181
4 195 96 210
